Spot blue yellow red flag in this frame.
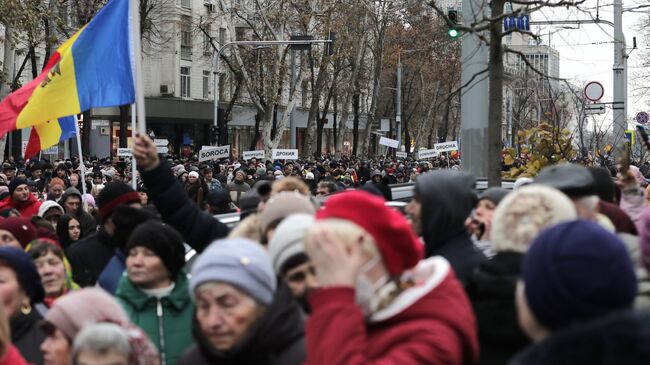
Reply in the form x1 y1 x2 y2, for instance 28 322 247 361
24 117 77 158
0 0 134 134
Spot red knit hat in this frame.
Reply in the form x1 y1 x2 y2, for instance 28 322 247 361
0 217 37 248
316 190 423 275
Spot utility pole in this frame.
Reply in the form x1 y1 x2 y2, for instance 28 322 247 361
612 0 626 147
460 0 490 179
290 49 297 149
396 53 402 146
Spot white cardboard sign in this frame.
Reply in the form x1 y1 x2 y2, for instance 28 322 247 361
199 145 231 162
379 136 400 149
272 149 298 160
418 149 437 159
243 150 265 160
44 146 59 155
395 151 407 158
117 148 132 157
434 141 459 153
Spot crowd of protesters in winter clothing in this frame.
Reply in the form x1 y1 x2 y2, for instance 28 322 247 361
2 133 650 364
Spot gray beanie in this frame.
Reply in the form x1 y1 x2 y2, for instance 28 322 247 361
190 238 277 305
268 214 314 274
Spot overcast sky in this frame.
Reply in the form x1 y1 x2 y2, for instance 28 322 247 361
536 0 648 128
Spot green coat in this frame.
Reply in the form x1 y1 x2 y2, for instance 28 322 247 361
116 273 194 365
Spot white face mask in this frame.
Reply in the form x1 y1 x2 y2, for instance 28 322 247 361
355 255 389 317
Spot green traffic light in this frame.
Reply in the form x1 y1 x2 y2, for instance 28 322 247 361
448 28 459 39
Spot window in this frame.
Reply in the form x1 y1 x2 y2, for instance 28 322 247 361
235 27 248 41
219 73 226 100
219 28 226 46
181 0 191 9
181 67 191 97
181 15 192 60
203 71 211 99
203 24 212 52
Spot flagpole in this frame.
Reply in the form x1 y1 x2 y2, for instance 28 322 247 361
131 104 137 190
74 116 88 208
130 0 146 136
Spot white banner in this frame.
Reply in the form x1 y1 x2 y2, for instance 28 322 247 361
379 136 400 149
117 148 132 157
395 151 407 158
418 149 437 160
199 145 231 162
44 146 59 155
154 139 169 147
243 150 265 160
272 149 299 160
434 141 459 153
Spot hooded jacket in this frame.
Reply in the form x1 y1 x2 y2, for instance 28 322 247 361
117 273 194 365
305 257 479 365
179 279 305 365
59 187 97 237
508 309 650 365
414 171 484 285
367 170 392 201
66 228 116 287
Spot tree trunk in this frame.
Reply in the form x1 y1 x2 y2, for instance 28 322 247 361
487 0 505 187
352 86 360 156
303 49 329 157
250 110 262 151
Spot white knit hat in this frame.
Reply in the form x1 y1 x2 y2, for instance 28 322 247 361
268 214 314 274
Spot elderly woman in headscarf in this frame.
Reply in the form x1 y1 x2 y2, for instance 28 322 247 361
26 239 79 308
0 247 46 364
40 288 160 365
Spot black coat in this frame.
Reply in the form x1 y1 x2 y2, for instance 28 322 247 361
11 309 45 365
508 310 650 365
66 228 116 287
466 251 530 365
179 280 305 365
141 160 229 253
414 171 484 285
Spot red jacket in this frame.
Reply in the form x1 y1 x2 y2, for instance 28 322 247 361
0 194 41 218
305 257 479 365
0 345 28 365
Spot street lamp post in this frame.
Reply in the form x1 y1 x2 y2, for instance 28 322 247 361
212 39 332 147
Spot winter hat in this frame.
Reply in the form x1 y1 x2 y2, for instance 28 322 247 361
316 190 423 275
239 190 261 220
190 238 276 305
60 187 82 206
83 193 96 207
49 177 65 189
478 188 510 206
97 183 141 219
492 185 577 253
235 169 246 178
587 166 616 203
188 171 199 179
259 191 316 232
8 177 28 195
46 287 129 340
305 172 315 180
268 214 315 274
523 220 637 330
38 201 64 218
256 168 266 176
0 217 37 247
125 221 185 278
535 163 596 198
112 206 159 251
0 247 45 303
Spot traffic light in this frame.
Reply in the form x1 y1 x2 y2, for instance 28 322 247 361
447 9 459 39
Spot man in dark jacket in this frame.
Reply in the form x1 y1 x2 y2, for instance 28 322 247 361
406 170 485 286
365 170 392 201
133 134 229 252
66 182 142 287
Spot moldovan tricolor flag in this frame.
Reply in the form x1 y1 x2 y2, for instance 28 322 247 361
24 117 77 158
0 0 134 138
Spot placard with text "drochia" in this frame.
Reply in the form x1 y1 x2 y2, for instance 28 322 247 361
199 145 231 162
272 149 299 160
434 141 459 153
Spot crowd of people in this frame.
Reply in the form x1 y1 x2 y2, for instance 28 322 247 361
0 133 650 365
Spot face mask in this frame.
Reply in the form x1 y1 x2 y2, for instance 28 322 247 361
355 255 389 317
